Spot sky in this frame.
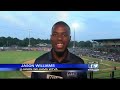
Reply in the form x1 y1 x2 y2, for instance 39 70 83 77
0 11 120 42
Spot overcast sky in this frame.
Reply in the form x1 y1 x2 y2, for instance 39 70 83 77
0 11 120 41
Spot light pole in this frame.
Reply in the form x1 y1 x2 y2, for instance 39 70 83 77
28 29 31 48
73 28 75 49
72 23 79 54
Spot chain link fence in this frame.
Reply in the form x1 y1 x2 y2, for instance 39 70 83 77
87 69 120 79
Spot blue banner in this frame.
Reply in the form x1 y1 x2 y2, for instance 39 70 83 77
0 68 17 71
0 64 88 68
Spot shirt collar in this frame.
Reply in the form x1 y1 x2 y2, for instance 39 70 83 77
48 48 70 63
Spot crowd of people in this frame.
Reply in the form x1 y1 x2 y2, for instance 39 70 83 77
69 47 120 62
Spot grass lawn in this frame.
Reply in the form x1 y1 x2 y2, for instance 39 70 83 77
0 51 120 79
0 51 46 78
81 56 120 79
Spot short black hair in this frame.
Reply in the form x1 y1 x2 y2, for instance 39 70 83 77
52 21 71 35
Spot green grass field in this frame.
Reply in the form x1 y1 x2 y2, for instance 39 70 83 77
81 56 120 79
0 51 120 79
0 51 46 78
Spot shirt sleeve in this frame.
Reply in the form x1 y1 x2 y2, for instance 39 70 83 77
78 71 88 79
31 72 38 79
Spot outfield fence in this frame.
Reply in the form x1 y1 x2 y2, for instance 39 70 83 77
88 69 120 79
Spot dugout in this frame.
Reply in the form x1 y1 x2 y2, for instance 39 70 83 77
92 38 120 53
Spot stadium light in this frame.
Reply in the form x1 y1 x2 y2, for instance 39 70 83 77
72 23 79 53
28 29 31 48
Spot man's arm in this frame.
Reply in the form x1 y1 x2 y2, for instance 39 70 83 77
31 72 38 79
77 58 88 79
78 71 88 79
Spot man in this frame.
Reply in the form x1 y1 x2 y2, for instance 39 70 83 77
31 21 87 79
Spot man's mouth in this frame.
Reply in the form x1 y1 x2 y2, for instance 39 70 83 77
56 43 64 49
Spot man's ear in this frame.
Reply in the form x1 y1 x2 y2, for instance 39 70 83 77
69 36 71 42
50 35 52 40
50 35 52 44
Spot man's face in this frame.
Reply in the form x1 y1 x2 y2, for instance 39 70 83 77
51 25 71 53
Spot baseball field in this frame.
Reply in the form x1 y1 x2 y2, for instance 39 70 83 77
0 50 120 79
0 51 45 78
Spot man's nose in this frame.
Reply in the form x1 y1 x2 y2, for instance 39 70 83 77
57 35 62 40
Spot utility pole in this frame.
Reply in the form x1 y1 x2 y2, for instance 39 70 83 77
28 29 31 49
73 28 75 54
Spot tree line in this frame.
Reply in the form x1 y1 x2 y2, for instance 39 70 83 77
0 36 93 48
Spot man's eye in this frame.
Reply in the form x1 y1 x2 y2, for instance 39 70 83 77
62 34 68 37
52 33 68 37
52 34 57 36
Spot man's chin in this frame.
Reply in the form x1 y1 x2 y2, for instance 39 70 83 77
54 48 66 53
55 50 64 53
52 48 68 57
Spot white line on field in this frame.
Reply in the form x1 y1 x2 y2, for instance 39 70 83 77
100 63 111 66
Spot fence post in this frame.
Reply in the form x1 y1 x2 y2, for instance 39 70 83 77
110 66 116 79
90 71 93 79
110 70 114 79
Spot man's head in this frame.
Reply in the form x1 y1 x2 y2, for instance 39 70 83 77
50 21 71 53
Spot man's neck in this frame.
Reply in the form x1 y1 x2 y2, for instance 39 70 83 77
52 49 68 63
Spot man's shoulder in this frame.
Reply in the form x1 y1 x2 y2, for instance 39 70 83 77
34 52 50 64
69 52 84 64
